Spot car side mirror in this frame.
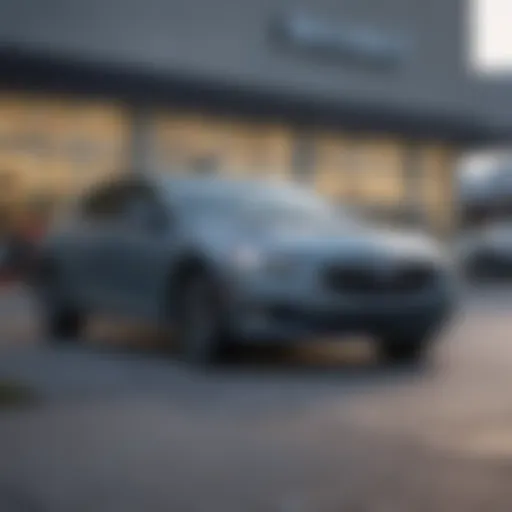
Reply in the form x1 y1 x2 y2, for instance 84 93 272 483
125 202 170 234
144 209 171 234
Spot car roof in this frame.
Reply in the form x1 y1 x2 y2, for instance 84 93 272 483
147 172 302 199
82 172 314 206
149 172 278 188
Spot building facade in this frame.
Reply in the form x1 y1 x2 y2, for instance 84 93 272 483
0 0 502 234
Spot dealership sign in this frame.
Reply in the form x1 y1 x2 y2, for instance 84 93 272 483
272 13 407 68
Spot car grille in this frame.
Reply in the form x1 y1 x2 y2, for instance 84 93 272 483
323 262 437 294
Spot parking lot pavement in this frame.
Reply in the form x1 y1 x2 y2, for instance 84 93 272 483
1 287 512 510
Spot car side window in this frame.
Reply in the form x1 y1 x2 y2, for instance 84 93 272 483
120 182 170 233
80 178 171 232
80 183 126 225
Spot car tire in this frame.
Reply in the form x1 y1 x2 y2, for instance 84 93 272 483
466 255 491 280
36 260 85 343
378 334 430 366
467 252 509 281
175 272 229 365
45 305 85 342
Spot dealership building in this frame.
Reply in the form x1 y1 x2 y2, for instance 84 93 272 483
0 0 508 234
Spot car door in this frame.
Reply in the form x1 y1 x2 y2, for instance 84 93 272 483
103 179 177 319
67 181 128 310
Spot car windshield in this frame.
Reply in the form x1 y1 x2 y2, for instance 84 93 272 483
170 179 354 228
482 222 512 241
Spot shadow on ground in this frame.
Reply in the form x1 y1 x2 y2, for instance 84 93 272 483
80 323 435 389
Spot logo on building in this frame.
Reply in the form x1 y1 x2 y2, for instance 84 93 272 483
271 12 408 69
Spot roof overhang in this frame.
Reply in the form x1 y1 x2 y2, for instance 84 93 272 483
0 43 497 146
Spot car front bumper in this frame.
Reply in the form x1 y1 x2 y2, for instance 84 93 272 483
228 281 457 344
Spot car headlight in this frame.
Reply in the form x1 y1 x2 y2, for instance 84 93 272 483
231 245 265 271
231 246 299 277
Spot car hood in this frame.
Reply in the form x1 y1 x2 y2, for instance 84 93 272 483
256 226 444 264
190 217 444 265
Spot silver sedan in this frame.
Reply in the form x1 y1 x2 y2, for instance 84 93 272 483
32 173 457 365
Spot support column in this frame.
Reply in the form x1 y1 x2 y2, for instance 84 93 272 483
438 147 460 237
129 105 156 173
402 142 426 228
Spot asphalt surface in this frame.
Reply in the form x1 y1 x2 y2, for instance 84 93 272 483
1 285 512 511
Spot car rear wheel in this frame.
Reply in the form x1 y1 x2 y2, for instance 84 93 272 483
175 273 229 365
36 261 85 343
45 306 85 342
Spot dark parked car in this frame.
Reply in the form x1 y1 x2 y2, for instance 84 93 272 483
32 173 457 364
459 221 512 279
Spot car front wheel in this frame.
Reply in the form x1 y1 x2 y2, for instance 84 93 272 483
175 273 229 365
377 334 431 365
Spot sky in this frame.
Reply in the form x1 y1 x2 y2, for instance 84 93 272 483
464 1 512 181
473 0 512 73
